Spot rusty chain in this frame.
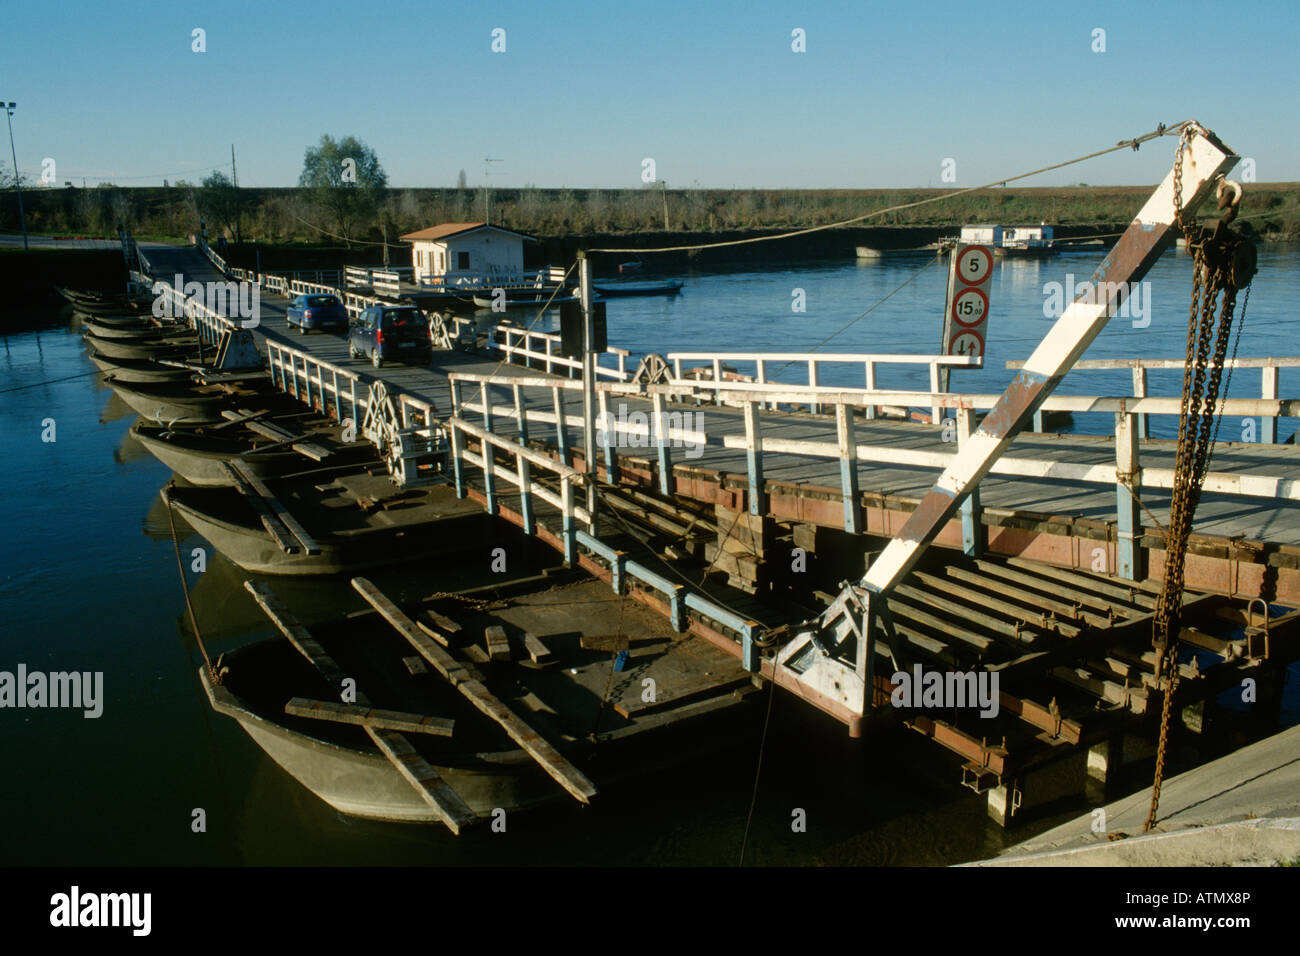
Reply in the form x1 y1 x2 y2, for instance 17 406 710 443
1145 127 1255 832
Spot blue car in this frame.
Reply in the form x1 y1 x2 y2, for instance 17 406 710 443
286 294 348 334
348 305 431 368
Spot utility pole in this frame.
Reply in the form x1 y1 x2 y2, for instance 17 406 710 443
231 144 241 243
577 250 597 532
660 180 669 230
3 102 28 251
484 156 503 224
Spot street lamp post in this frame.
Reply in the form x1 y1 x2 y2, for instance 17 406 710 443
3 102 28 251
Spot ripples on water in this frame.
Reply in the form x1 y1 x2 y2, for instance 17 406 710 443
1 244 1296 864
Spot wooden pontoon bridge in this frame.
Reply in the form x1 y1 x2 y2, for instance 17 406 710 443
122 123 1300 825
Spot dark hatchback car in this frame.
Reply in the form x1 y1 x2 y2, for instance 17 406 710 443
286 294 348 333
348 305 431 367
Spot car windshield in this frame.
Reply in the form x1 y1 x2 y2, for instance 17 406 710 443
383 310 420 327
307 295 339 307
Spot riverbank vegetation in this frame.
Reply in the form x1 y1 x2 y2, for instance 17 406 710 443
5 180 1298 245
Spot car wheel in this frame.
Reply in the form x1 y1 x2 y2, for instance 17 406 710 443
299 323 307 335
348 342 358 359
372 350 382 369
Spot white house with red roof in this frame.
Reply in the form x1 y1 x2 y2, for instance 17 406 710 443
400 221 539 287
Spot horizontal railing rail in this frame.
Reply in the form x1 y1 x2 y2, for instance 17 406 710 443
668 351 981 420
1009 356 1300 442
496 325 630 381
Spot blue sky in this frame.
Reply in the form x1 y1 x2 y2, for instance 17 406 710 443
3 0 1296 190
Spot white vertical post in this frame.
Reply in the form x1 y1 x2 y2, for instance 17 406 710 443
578 253 598 533
864 361 877 420
836 402 859 533
1115 412 1141 580
1132 364 1149 439
957 406 982 556
929 362 941 427
1261 363 1279 444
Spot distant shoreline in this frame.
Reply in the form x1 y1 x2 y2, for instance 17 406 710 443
4 182 1297 251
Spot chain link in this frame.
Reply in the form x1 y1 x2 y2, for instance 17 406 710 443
1145 127 1251 832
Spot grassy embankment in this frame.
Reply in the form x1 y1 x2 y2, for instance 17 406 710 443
6 182 1298 248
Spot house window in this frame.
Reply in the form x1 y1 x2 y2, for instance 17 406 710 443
457 251 471 270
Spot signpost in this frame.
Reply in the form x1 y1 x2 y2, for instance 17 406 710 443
939 243 994 391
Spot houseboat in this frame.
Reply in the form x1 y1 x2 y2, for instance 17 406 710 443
953 224 1058 257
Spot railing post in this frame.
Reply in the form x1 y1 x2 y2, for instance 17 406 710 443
480 382 496 514
332 369 341 421
957 406 983 556
552 385 570 466
808 359 819 415
513 384 528 443
1261 363 1278 444
864 361 877 420
516 451 534 535
612 549 626 595
929 362 941 428
597 389 618 483
1115 411 1141 580
740 622 759 673
743 400 763 516
561 476 577 566
651 390 674 496
1132 364 1149 439
450 421 465 498
836 402 860 533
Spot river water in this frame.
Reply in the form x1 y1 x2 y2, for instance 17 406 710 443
1 243 1296 865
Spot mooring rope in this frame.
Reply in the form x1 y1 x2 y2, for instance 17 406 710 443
163 485 220 684
588 121 1193 255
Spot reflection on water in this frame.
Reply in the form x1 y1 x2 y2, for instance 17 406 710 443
3 244 1299 864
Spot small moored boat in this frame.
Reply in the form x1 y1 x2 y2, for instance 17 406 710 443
592 279 684 297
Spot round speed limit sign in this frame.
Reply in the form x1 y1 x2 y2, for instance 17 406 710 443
949 330 984 357
956 246 992 285
952 288 989 327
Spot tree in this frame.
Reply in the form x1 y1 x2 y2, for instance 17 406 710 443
196 171 242 240
298 134 387 245
457 169 468 190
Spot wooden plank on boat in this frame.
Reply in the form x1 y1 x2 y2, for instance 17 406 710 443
365 727 478 834
245 580 476 834
484 625 511 661
352 576 598 805
244 580 352 694
422 608 464 638
522 632 552 664
402 655 429 676
221 462 300 554
237 413 331 461
580 634 630 652
227 460 322 555
415 619 452 648
285 697 455 737
214 408 271 431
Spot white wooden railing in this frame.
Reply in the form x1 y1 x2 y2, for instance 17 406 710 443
1010 356 1300 443
495 325 630 381
668 351 981 420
